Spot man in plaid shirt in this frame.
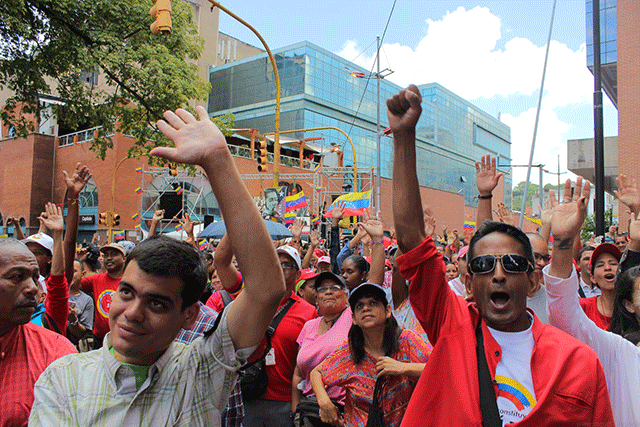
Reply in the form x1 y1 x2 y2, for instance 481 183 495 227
175 302 244 427
29 106 287 426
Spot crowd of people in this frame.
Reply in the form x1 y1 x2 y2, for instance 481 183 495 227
1 87 639 427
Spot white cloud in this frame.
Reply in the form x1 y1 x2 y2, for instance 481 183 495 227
500 107 573 184
336 5 596 187
338 6 593 108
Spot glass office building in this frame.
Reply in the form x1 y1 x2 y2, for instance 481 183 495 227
208 41 511 206
586 0 617 107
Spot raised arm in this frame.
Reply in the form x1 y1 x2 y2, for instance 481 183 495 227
388 84 425 252
63 163 92 284
152 106 286 350
549 178 591 279
213 233 241 291
358 210 385 286
179 213 197 247
147 209 165 238
329 202 346 273
301 229 319 269
475 154 503 229
39 203 69 336
7 216 25 240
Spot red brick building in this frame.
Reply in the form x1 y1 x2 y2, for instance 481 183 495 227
1 130 500 243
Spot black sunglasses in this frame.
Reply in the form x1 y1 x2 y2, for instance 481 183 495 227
468 254 533 275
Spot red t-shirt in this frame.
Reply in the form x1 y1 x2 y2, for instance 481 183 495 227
262 292 317 401
579 296 611 330
0 323 76 426
81 273 122 338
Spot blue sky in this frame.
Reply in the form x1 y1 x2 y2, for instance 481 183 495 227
216 0 618 185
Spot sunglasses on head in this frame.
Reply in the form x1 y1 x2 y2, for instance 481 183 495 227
468 254 533 275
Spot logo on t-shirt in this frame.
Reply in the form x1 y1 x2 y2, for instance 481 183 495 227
97 289 114 318
495 375 537 423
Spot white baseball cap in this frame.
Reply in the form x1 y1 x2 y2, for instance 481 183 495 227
21 233 54 256
276 245 301 270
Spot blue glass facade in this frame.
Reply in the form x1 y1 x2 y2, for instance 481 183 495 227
586 0 617 66
208 41 511 206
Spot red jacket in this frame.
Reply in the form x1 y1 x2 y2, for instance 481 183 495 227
397 237 614 427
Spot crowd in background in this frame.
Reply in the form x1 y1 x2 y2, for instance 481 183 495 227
2 89 639 427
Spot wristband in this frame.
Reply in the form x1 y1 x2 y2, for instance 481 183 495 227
478 194 493 200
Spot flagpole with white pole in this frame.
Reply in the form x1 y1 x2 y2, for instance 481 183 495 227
519 0 557 229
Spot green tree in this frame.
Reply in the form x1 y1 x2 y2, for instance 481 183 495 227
580 208 614 241
511 181 539 210
0 0 230 164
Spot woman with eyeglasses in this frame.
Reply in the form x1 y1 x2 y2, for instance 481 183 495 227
309 283 431 427
292 272 352 427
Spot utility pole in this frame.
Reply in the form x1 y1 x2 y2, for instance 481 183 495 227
592 0 605 236
375 36 381 217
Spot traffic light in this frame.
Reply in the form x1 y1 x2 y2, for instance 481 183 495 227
150 0 172 35
169 165 178 176
112 213 120 227
99 212 109 226
257 139 268 172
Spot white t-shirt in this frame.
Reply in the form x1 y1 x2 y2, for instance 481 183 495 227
487 316 537 426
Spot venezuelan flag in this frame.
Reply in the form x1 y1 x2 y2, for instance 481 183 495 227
313 164 321 172
175 224 183 232
131 213 140 221
134 224 141 231
285 191 307 211
312 216 320 226
114 230 125 240
323 191 371 218
135 166 143 174
198 239 208 250
315 186 322 193
463 220 475 230
284 211 296 225
176 186 183 195
135 187 143 195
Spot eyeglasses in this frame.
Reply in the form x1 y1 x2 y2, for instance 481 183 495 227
534 252 551 263
316 284 345 294
280 262 297 270
468 254 533 275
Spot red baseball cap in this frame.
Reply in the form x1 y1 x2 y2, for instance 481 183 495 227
590 242 622 274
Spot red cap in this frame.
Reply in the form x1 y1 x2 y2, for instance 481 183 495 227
590 243 622 274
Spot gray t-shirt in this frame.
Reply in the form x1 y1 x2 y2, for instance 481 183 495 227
68 291 94 342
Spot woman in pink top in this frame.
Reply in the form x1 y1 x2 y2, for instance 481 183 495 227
293 272 352 426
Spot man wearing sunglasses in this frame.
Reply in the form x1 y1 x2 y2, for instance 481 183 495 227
388 85 613 426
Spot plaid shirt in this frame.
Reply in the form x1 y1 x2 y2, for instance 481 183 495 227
175 303 244 427
30 307 252 427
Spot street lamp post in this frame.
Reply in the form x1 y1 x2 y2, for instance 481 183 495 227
207 1 281 187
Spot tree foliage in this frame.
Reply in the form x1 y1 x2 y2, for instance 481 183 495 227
0 0 231 164
580 208 614 241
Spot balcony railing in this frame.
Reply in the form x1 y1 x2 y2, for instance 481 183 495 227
58 126 113 147
227 144 319 170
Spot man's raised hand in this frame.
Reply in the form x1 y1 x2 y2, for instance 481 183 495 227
63 162 92 199
550 177 591 247
475 154 503 197
38 202 64 234
151 106 227 167
615 174 640 215
386 84 422 135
